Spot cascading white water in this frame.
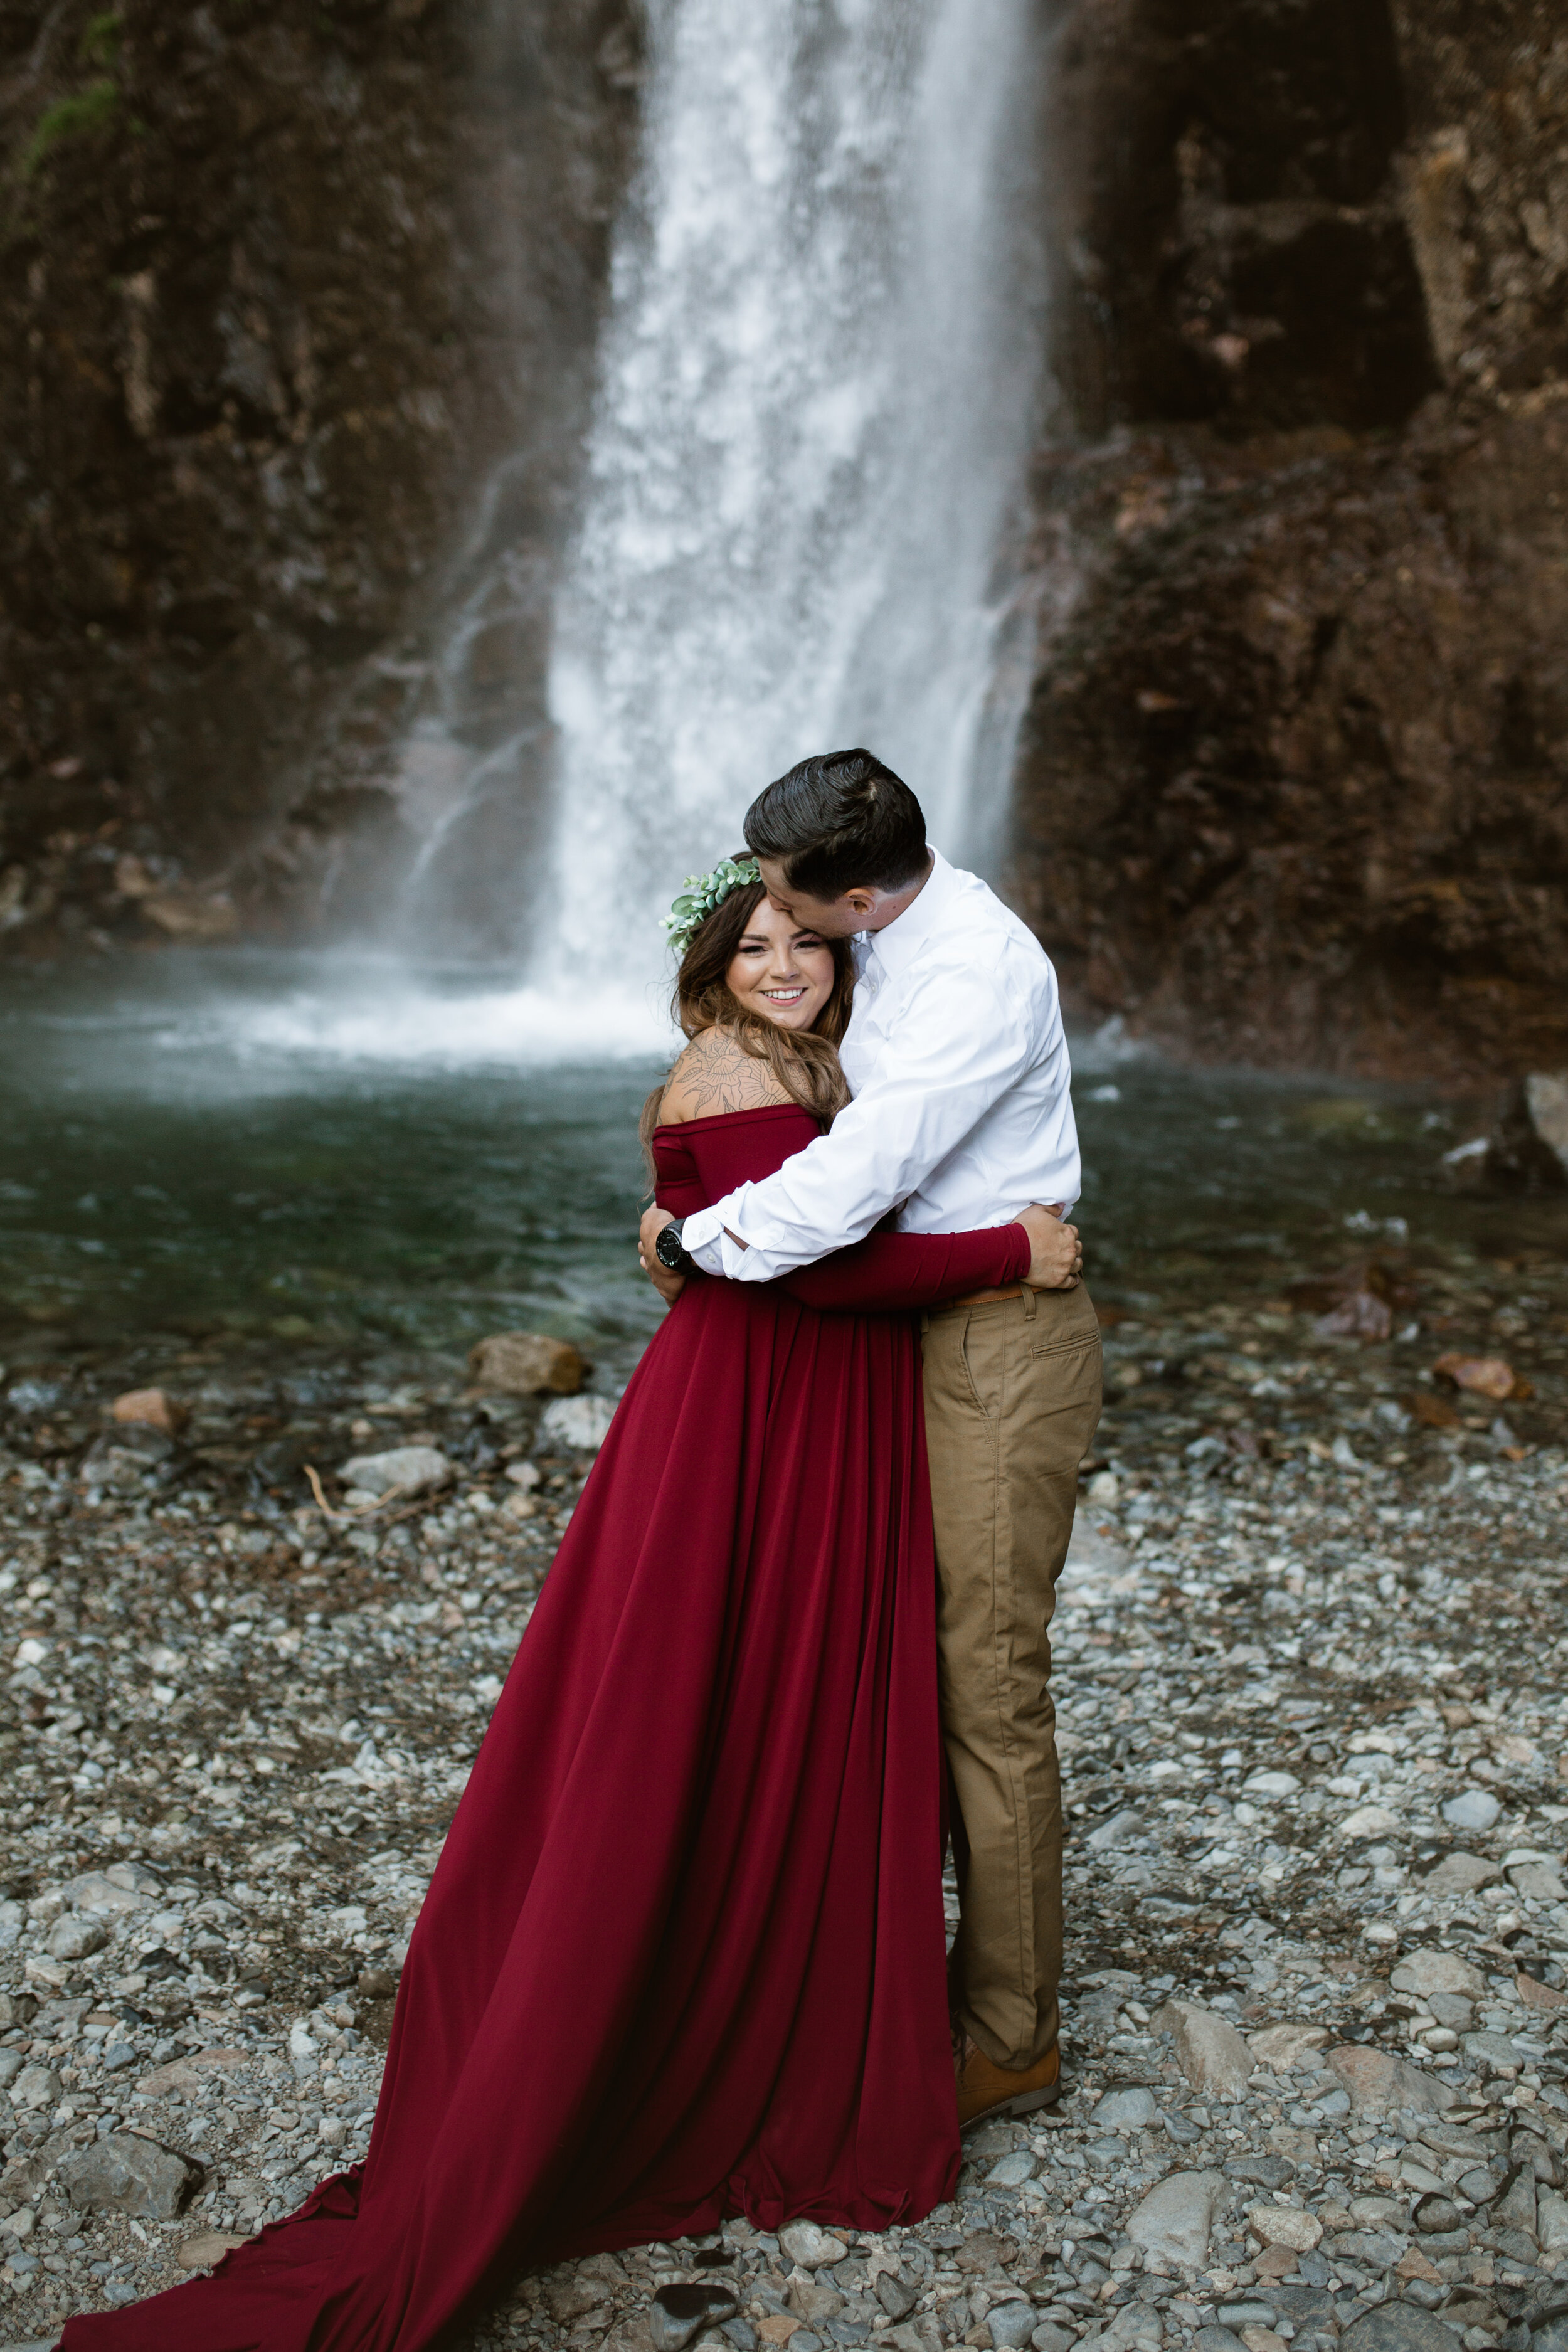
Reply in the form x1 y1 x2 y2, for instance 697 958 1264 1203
543 0 1047 986
262 0 1046 1069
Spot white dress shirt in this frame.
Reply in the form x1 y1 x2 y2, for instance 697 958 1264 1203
680 849 1080 1281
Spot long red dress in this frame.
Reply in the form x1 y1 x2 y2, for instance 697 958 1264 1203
61 1106 1029 2352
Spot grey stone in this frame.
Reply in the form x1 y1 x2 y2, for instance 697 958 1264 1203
1532 2320 1568 2352
650 2285 741 2352
9 2063 61 2112
1538 2190 1568 2252
1126 2168 1226 2269
787 2279 846 2328
1462 2032 1523 2069
778 2222 849 2270
1098 2307 1163 2352
1422 1853 1502 1895
1093 2087 1159 2129
881 2326 942 2352
1441 1790 1502 1832
876 2272 920 2322
990 2305 1042 2350
1031 2328 1076 2352
1390 1952 1486 2001
45 1911 109 1961
1507 1863 1567 1901
1217 2304 1278 2329
545 2276 608 2324
987 2151 1038 2188
1194 2332 1248 2352
1151 2001 1254 2099
336 1445 453 1499
1327 2045 1456 2116
538 1394 617 1452
57 2132 204 2220
62 1870 152 1917
0 2050 23 2090
1414 2195 1465 2233
1493 2167 1537 2236
1340 2311 1464 2352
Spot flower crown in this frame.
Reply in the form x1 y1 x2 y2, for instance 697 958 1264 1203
660 855 760 960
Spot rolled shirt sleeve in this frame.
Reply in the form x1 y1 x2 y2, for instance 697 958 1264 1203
681 967 1037 1282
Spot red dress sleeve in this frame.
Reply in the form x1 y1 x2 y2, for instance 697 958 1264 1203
778 1225 1030 1312
667 1106 1030 1312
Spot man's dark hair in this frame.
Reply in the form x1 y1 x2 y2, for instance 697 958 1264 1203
743 748 928 902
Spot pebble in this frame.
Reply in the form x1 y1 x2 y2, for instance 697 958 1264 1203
651 2284 741 2351
1153 2001 1254 2099
1389 1950 1486 1999
989 2304 1041 2349
776 2222 847 2270
1246 2203 1320 2250
1326 2045 1456 2116
1091 2086 1158 2128
1340 2311 1464 2352
5 1264 1568 2351
538 1395 617 1452
1126 2169 1226 2268
467 1333 588 1397
1440 1789 1502 1831
335 1446 453 1499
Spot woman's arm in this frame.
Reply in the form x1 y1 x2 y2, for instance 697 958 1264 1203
778 1224 1030 1313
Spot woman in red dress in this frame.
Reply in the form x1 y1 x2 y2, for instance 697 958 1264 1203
59 861 1053 2352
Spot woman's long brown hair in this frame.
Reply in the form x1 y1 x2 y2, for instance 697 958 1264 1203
639 869 854 1179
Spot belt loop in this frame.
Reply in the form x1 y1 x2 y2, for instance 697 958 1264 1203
1021 1285 1037 1320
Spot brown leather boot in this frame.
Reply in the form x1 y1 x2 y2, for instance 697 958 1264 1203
955 2036 1062 2130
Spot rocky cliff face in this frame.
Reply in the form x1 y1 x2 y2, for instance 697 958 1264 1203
0 0 639 950
1012 0 1568 1081
4 0 1564 1085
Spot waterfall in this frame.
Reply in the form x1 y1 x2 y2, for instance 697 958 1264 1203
544 0 1046 983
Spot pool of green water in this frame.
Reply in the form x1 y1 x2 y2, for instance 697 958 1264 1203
1 953 1561 1380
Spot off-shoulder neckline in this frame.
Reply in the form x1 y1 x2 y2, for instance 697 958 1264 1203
652 1103 820 1136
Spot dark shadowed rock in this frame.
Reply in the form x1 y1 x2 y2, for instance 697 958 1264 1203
1340 2307 1463 2352
58 2133 204 2220
650 2282 741 2352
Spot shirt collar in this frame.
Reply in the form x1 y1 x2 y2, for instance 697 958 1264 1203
864 847 963 980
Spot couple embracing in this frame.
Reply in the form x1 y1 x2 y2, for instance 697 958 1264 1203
60 751 1101 2352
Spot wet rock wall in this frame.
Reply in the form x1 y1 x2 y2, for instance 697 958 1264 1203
1013 0 1568 1083
0 0 640 947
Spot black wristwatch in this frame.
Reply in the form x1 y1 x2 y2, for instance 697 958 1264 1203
655 1218 698 1277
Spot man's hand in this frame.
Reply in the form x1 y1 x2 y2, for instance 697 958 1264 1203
1017 1201 1083 1290
638 1204 686 1306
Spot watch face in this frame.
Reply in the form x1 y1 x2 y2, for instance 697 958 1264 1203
656 1224 684 1269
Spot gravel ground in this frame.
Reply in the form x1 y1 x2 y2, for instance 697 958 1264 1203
1 1239 1565 2352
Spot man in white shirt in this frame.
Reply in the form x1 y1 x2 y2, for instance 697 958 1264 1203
640 749 1101 2129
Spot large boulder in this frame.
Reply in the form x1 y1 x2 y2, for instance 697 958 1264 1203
57 2132 204 2220
1480 1076 1568 1192
468 1333 588 1397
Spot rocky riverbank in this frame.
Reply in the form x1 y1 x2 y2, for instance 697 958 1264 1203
1 1239 1566 2350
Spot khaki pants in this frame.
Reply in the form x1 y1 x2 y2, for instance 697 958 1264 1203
922 1283 1103 2071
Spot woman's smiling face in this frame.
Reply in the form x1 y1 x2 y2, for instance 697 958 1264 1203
725 895 837 1031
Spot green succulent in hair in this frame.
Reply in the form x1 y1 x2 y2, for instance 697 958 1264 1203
660 856 761 959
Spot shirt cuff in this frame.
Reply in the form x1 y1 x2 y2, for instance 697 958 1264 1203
678 1204 774 1281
